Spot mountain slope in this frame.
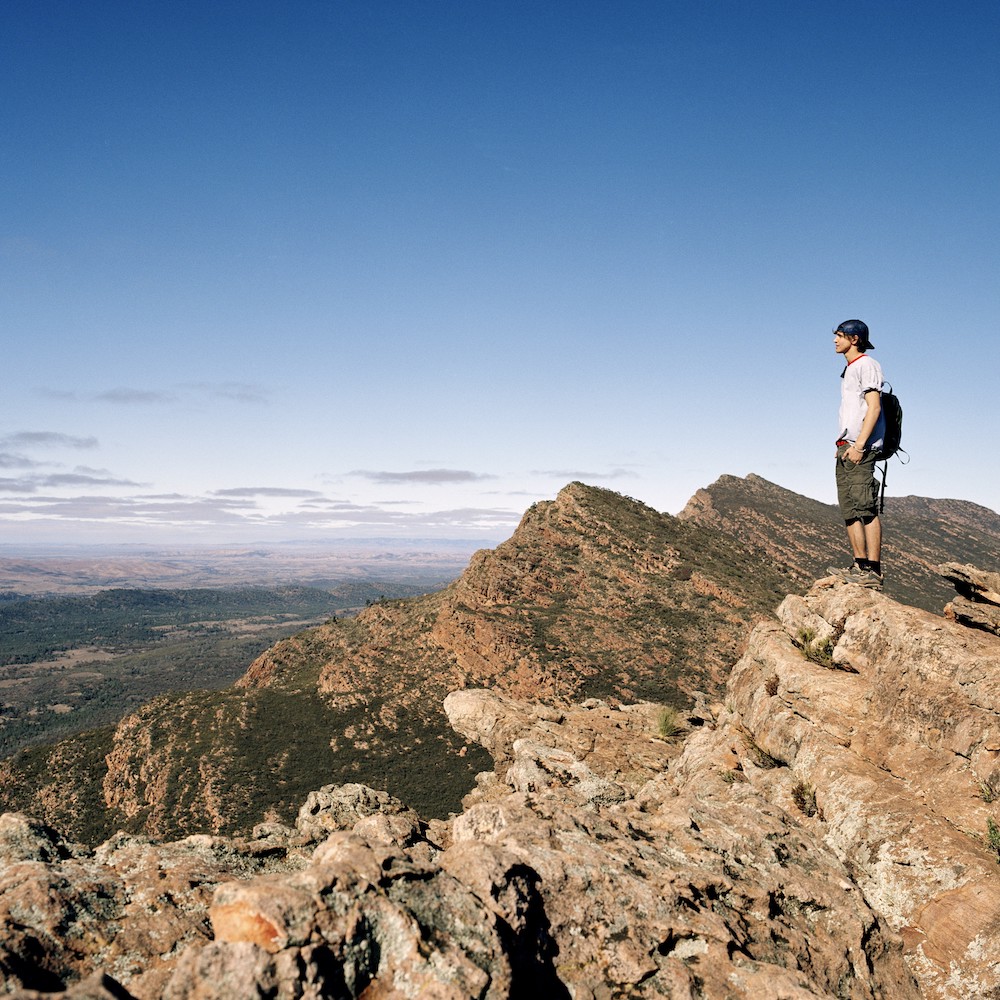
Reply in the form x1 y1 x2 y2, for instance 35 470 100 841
6 571 1000 999
3 477 998 846
0 483 792 843
679 473 1000 612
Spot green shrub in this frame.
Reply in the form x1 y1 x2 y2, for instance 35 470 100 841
987 818 1000 862
655 705 684 740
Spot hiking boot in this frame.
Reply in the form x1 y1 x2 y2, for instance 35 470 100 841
826 564 884 590
826 564 868 583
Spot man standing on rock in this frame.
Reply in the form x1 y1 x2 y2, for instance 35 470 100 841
829 319 886 590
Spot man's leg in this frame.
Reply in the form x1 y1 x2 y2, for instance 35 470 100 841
845 519 868 559
864 515 881 563
846 515 881 561
833 450 883 586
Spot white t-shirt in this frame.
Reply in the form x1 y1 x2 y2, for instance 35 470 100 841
838 354 885 450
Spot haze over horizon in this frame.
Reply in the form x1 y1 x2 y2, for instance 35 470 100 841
4 2 998 545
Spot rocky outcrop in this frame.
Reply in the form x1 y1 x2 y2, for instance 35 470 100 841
744 577 1000 998
5 572 1000 997
940 561 1000 635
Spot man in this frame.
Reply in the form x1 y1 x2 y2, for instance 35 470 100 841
828 319 886 590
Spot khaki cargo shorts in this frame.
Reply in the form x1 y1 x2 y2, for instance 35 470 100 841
836 445 878 522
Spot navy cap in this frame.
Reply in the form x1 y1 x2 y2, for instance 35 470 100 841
835 319 873 351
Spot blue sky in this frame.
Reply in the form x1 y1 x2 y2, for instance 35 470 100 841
3 1 998 544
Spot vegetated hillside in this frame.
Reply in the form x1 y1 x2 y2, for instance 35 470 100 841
0 483 796 845
679 473 1000 612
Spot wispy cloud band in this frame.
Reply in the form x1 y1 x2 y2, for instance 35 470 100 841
0 432 98 449
352 469 496 485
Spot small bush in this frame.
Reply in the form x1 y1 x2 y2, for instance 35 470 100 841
791 780 818 817
740 730 786 769
655 705 684 741
988 818 1000 863
980 781 997 804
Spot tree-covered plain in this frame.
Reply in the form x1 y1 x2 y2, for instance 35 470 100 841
0 582 426 757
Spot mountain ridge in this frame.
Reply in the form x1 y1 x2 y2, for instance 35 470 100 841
2 476 997 848
679 472 1000 611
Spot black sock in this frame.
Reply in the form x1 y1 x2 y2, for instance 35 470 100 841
869 561 882 575
855 558 868 570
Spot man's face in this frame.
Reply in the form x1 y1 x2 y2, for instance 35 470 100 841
834 332 855 355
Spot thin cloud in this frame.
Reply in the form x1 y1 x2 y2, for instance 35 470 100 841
263 503 518 530
95 388 178 404
352 469 496 485
73 466 116 476
530 468 639 480
0 453 41 470
0 471 144 493
0 478 36 493
0 494 256 522
0 432 98 449
0 492 517 537
298 499 377 510
180 381 269 404
39 473 144 488
213 487 323 498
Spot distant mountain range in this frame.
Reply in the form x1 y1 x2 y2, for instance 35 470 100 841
0 540 473 596
2 475 997 845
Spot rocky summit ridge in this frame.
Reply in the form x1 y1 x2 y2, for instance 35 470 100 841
4 480 1000 998
679 473 1000 614
3 562 1000 997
